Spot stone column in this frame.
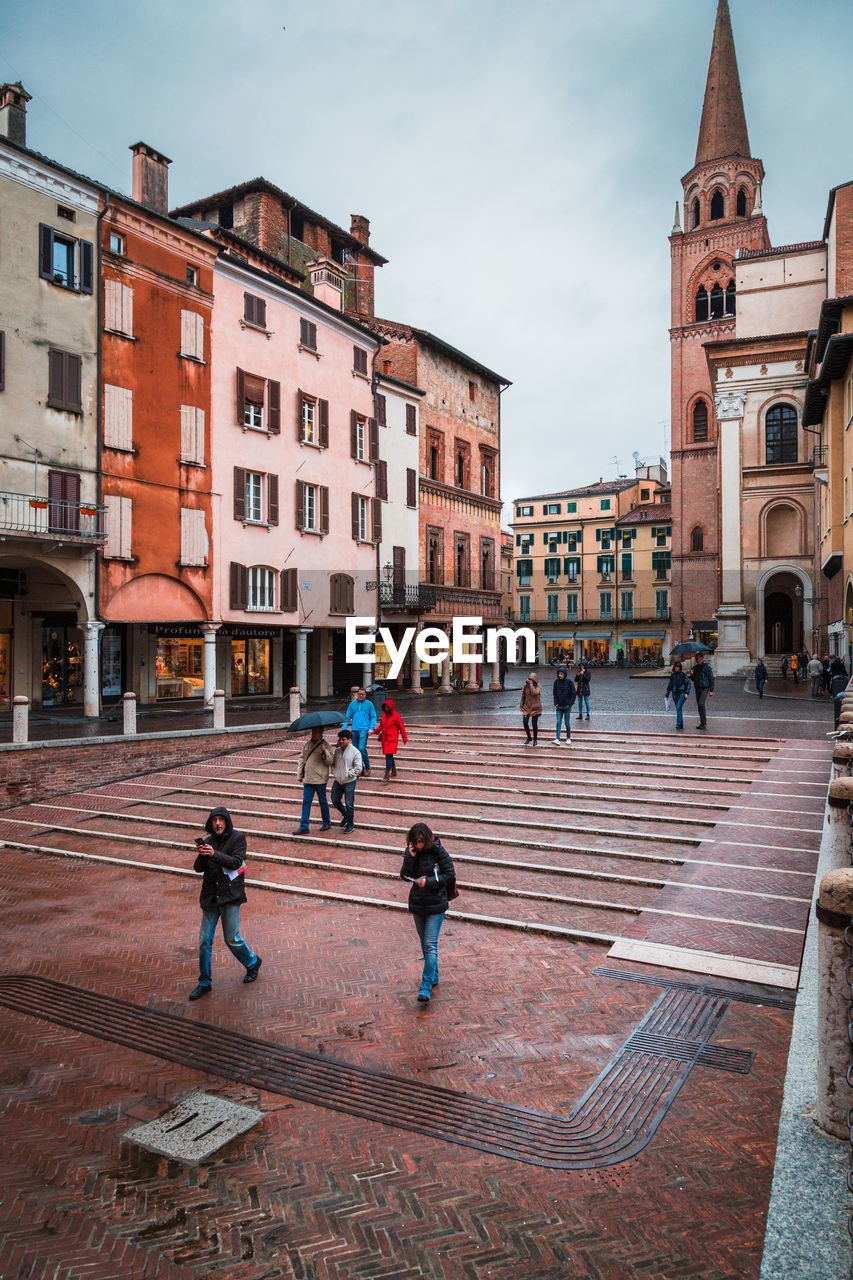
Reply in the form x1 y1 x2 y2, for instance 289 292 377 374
817 866 853 1138
361 626 375 691
439 654 452 694
713 390 751 676
201 624 220 708
289 687 301 722
122 691 137 735
213 689 225 729
828 777 853 868
12 696 28 744
82 620 105 718
296 627 311 702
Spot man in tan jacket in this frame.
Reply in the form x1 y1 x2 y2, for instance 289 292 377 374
293 726 335 835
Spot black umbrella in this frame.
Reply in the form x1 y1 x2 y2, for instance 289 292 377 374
669 641 713 656
287 710 346 732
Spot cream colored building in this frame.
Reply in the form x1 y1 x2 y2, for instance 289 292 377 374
511 462 672 664
0 86 106 714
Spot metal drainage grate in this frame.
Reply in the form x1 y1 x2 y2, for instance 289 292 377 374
593 965 797 1010
123 1090 264 1164
0 974 753 1171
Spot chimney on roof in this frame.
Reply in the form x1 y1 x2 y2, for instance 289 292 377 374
130 142 171 214
350 214 370 246
0 82 31 146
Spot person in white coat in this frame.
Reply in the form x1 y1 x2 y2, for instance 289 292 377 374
330 728 363 833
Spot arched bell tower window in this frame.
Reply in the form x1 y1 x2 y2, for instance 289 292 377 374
725 280 736 316
709 283 724 319
690 526 704 552
692 400 709 442
691 198 700 229
736 187 748 217
695 286 709 322
710 189 725 220
766 404 798 465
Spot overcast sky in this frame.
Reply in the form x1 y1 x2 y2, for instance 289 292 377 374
5 0 851 516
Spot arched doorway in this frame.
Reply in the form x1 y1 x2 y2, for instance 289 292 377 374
765 592 793 654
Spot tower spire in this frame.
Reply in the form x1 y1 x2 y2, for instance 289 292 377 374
695 0 750 165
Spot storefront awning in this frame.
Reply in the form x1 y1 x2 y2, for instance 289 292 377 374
622 631 666 640
575 629 613 639
540 632 574 642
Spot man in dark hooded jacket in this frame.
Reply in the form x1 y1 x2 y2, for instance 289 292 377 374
188 805 261 1001
552 666 576 744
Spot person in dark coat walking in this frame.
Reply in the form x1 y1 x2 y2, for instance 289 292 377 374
520 672 542 744
575 662 591 720
189 805 261 1001
690 653 715 729
665 661 691 729
552 666 576 743
400 821 455 1003
754 659 768 699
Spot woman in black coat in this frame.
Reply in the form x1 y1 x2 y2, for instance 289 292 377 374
400 821 455 1003
575 662 591 720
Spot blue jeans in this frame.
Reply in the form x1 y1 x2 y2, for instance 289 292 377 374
331 779 356 826
352 728 371 772
577 695 590 717
197 903 257 988
413 911 444 994
674 692 686 727
299 782 330 829
555 706 572 740
756 677 766 699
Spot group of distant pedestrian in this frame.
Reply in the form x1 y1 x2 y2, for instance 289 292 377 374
773 652 846 697
520 662 593 745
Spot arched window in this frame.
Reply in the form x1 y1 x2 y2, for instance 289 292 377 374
692 198 700 229
736 187 748 217
690 526 704 552
766 404 798 465
710 189 725 220
710 283 724 319
725 280 736 316
695 286 709 322
692 400 709 442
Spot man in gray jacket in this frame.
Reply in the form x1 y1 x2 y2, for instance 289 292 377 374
330 727 363 833
690 653 715 730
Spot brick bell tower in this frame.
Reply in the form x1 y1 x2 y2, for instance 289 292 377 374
670 0 769 646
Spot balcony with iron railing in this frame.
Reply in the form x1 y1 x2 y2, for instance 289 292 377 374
509 608 672 626
0 492 107 543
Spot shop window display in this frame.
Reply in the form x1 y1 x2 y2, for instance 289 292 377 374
42 627 83 705
230 638 270 696
155 637 204 699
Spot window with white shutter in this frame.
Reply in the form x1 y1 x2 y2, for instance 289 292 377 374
180 310 204 360
104 280 133 336
180 406 205 465
103 494 132 560
180 507 207 566
103 384 133 451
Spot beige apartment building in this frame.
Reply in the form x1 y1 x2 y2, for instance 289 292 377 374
511 463 672 664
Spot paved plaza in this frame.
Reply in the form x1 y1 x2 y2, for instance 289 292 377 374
0 671 840 1279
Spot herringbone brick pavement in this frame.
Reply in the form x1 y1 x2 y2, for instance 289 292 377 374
0 725 827 1278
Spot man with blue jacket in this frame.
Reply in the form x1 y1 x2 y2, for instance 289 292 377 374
343 687 377 775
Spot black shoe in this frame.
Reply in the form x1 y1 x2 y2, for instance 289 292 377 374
292 827 309 835
343 824 354 833
696 724 707 730
188 984 211 1001
339 817 348 827
243 957 262 984
320 823 332 832
417 991 430 1003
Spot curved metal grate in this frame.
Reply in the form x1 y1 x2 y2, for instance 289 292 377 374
0 974 751 1170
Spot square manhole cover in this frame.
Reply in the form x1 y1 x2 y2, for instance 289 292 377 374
123 1091 264 1165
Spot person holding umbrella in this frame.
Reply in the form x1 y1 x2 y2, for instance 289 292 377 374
690 651 715 730
287 710 343 835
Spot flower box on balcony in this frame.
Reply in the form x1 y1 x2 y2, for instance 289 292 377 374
79 506 97 516
29 499 48 509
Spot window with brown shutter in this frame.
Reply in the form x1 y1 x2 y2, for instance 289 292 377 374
0 331 5 392
48 470 81 533
406 468 417 507
405 403 417 435
268 474 279 526
295 480 305 530
281 567 297 612
350 410 359 459
371 497 382 544
319 486 329 534
351 492 360 541
268 380 280 433
375 393 386 426
233 467 246 521
243 292 266 328
376 460 388 501
318 399 329 448
300 318 317 351
353 346 368 375
236 368 245 424
330 573 354 614
230 562 248 610
369 417 379 461
47 348 82 412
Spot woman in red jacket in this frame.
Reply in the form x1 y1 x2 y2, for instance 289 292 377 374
373 697 408 782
